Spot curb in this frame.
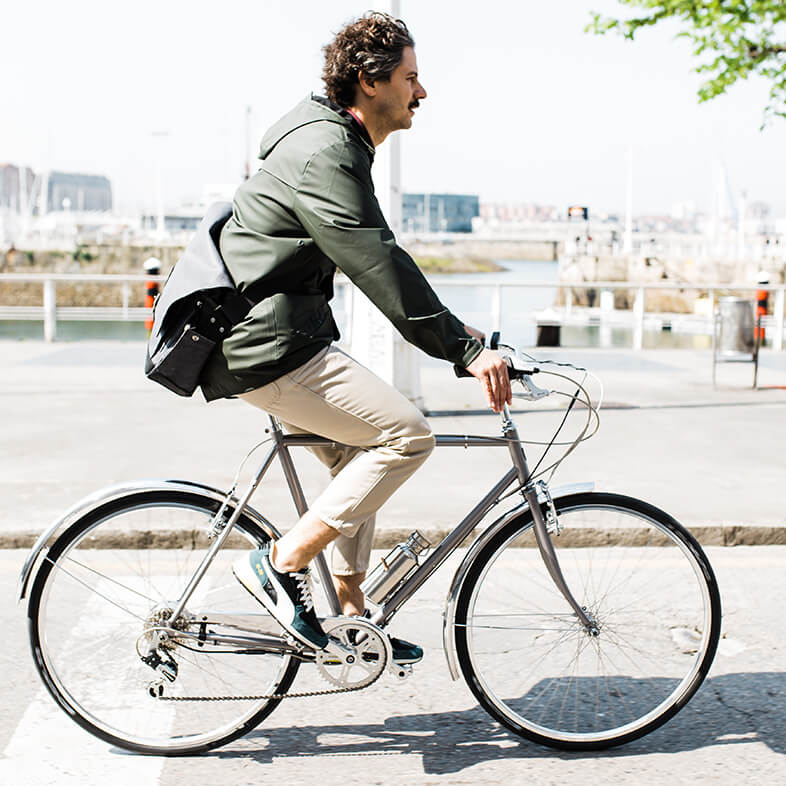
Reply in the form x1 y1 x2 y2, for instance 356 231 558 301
4 524 786 551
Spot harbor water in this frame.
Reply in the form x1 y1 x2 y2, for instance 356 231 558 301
0 259 712 349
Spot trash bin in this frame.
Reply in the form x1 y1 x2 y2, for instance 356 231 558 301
712 297 760 389
536 308 561 347
717 297 755 357
537 323 561 347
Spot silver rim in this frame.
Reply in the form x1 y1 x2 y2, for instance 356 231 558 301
34 496 294 751
462 503 715 744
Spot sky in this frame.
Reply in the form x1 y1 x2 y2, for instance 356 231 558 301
2 0 785 217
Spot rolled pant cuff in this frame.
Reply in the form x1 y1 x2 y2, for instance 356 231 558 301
315 512 365 539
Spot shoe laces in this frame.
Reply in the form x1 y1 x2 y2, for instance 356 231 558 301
293 570 315 613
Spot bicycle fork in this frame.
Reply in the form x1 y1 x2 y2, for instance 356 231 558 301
502 406 599 635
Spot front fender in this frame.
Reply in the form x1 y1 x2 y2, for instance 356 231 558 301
17 479 280 602
441 481 594 681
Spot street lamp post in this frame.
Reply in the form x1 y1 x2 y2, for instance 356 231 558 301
349 0 423 409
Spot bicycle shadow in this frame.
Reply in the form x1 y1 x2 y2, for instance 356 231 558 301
207 671 785 774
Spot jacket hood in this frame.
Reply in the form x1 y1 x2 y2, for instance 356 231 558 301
259 95 373 160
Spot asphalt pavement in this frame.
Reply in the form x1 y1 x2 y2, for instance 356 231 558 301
2 546 785 785
2 339 785 783
1 340 785 548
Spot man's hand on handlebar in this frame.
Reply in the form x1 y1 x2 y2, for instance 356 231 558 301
462 325 511 412
464 325 512 413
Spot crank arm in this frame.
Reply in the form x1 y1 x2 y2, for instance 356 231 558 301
322 637 356 662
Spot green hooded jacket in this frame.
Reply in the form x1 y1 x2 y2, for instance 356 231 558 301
200 95 482 401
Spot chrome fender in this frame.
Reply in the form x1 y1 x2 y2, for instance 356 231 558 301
441 481 594 680
17 479 280 602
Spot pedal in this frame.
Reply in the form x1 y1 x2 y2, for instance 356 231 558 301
388 662 413 681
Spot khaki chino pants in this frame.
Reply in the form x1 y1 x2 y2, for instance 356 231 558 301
239 345 434 575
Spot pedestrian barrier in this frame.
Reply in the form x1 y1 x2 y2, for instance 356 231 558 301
0 273 784 351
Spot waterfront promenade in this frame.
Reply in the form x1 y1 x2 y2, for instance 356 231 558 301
1 339 785 547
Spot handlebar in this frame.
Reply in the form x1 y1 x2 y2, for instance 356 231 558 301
453 331 551 401
452 363 537 381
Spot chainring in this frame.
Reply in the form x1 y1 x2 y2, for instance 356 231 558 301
315 617 390 690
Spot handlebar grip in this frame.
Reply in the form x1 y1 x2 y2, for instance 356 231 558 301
454 363 537 380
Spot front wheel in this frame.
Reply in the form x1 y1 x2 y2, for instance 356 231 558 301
27 489 299 755
454 492 721 750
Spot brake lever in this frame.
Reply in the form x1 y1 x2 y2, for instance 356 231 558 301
513 369 551 401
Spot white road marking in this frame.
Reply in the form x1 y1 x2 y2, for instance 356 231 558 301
1 575 170 785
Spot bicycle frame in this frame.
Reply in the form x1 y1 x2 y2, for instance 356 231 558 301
167 407 597 634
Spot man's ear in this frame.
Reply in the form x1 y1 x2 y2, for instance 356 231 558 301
357 71 377 98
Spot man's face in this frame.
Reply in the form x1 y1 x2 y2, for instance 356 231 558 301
372 46 427 134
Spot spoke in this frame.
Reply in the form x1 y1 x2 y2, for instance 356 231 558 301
44 556 147 622
464 624 578 632
61 555 159 605
595 644 657 725
472 612 576 618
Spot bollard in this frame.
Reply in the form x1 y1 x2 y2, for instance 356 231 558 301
143 257 161 335
755 272 769 342
599 289 614 348
43 278 56 342
774 288 784 352
632 287 644 351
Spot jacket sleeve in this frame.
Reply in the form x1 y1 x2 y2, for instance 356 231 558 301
292 140 483 368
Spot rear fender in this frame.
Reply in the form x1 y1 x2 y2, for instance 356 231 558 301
17 480 279 602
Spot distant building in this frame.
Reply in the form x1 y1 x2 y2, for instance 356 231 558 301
140 210 202 233
0 164 36 212
479 202 559 223
141 186 237 234
47 171 112 212
402 193 479 233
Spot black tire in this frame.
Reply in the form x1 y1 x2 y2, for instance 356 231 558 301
27 489 300 755
454 492 721 750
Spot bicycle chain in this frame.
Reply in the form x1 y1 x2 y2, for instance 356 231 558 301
156 673 380 702
154 619 388 702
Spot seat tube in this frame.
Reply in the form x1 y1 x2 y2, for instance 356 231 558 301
274 428 342 616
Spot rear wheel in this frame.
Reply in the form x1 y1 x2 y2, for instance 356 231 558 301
28 489 299 755
454 492 721 750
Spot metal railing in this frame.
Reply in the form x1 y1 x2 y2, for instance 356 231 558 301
0 273 784 351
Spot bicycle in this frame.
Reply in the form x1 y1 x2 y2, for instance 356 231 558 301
18 335 721 755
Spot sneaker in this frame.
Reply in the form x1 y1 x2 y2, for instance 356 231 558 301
389 636 423 664
356 613 423 664
232 545 328 650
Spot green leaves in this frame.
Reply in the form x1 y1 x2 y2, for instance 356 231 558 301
588 1 786 124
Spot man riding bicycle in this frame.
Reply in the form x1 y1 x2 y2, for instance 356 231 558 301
199 11 511 662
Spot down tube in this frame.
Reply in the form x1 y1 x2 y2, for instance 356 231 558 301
371 467 519 627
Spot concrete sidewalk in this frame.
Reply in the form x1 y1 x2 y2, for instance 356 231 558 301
1 339 785 549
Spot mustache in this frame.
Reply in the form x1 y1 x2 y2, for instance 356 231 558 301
409 100 420 109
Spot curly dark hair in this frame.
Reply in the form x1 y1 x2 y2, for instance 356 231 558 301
322 12 415 108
